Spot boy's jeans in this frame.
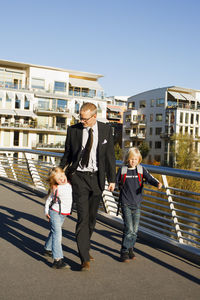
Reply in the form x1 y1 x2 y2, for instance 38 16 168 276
121 205 141 254
44 210 66 259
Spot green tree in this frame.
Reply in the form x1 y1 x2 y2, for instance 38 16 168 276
114 143 122 161
139 141 149 159
171 133 200 170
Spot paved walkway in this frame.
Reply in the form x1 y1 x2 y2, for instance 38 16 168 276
0 179 199 300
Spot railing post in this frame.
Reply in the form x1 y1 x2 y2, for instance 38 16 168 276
102 181 118 216
162 175 184 243
0 159 8 177
24 153 46 190
6 153 17 180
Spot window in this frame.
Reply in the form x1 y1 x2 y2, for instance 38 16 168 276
149 141 152 148
150 114 153 122
31 78 45 90
185 127 188 133
180 112 183 123
125 114 131 122
15 96 21 109
74 87 80 96
191 114 194 124
156 98 165 107
196 114 199 125
124 141 131 148
125 129 130 135
128 102 135 109
185 113 189 124
155 127 162 135
75 101 80 114
88 89 95 98
57 99 67 111
24 97 30 110
156 114 163 121
38 98 49 111
150 99 154 107
81 88 89 97
149 127 153 135
139 100 146 108
14 131 19 146
23 132 28 147
54 81 66 92
155 141 162 149
179 126 183 134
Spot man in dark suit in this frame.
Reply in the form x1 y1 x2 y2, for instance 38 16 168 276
60 102 116 271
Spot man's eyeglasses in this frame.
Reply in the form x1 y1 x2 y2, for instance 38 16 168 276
79 114 95 122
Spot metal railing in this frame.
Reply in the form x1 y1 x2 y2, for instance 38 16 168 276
0 148 200 257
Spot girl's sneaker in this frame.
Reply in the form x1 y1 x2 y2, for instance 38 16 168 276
52 259 70 269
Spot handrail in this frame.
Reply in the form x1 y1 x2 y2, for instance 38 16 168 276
0 148 200 263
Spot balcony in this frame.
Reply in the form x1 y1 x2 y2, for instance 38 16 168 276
0 121 67 133
34 106 70 116
130 132 145 139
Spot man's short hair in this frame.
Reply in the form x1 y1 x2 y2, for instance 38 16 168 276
80 102 97 114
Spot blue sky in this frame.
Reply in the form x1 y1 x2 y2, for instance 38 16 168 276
1 0 200 96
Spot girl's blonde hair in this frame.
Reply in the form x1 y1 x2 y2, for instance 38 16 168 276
47 167 65 190
124 147 142 165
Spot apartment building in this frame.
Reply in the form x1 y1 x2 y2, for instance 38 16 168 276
123 86 200 166
0 59 106 160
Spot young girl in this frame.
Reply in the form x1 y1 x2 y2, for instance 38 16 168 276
116 147 162 262
44 167 73 269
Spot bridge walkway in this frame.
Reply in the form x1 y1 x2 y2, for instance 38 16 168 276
0 180 199 300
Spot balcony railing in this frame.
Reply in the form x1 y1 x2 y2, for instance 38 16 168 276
0 121 67 131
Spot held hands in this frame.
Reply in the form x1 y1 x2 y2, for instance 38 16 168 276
108 183 115 192
46 214 51 222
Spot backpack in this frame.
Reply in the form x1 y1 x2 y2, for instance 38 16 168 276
117 164 144 216
120 164 144 187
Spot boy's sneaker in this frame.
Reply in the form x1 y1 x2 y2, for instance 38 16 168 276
120 252 130 263
52 259 70 270
129 248 136 260
43 249 52 257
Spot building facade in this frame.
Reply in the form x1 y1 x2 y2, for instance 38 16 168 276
0 59 107 161
123 86 200 166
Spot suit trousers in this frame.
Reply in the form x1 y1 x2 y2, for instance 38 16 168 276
72 171 102 263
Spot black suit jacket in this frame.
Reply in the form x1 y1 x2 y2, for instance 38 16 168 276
60 121 116 191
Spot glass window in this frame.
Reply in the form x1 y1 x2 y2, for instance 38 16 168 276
156 114 163 121
150 114 153 122
149 141 152 148
150 99 154 107
24 97 30 110
185 113 189 124
31 78 45 90
196 114 199 125
149 127 153 135
155 127 162 135
156 98 165 107
75 101 80 114
155 141 162 148
139 100 146 108
128 102 135 109
180 112 183 123
15 96 21 109
81 88 89 97
69 86 73 96
88 89 96 98
191 114 194 124
74 87 80 96
38 98 49 111
57 99 67 111
23 132 28 147
14 131 19 146
54 81 66 92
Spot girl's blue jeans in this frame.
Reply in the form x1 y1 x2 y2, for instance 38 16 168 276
121 205 141 254
44 209 66 259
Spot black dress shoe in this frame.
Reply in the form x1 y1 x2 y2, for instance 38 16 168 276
81 261 90 271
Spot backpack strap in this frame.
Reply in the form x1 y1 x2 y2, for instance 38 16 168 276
120 166 128 185
137 164 143 186
49 189 61 214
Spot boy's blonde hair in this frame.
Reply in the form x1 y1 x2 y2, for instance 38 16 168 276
47 167 65 190
124 147 142 165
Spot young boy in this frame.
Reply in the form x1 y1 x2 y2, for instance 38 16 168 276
116 147 162 262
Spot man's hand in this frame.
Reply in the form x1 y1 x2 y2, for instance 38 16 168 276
108 183 115 192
